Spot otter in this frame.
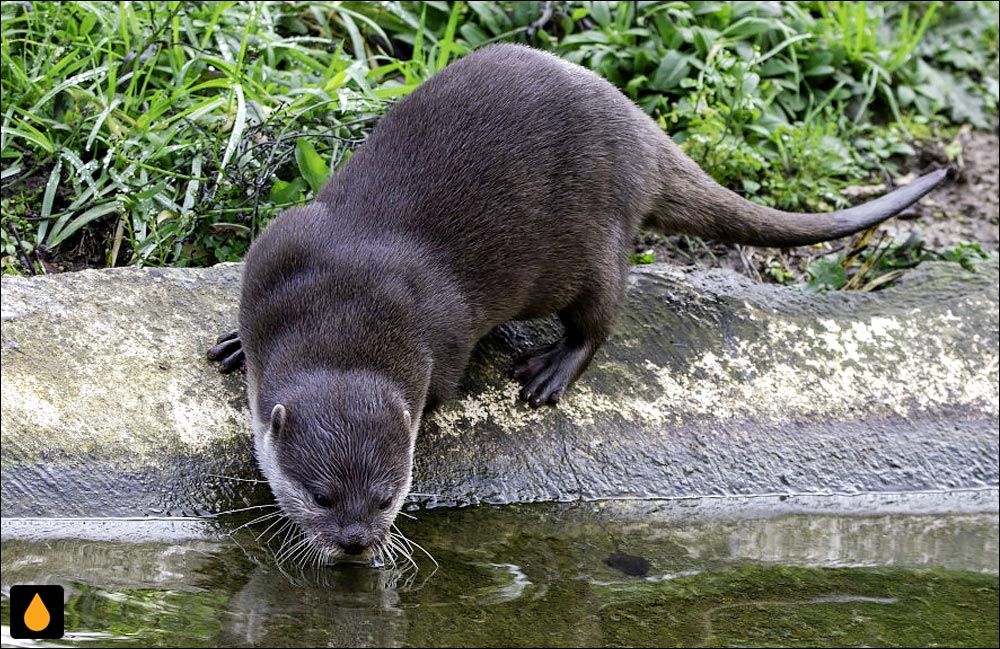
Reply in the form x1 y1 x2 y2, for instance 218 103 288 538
207 43 947 562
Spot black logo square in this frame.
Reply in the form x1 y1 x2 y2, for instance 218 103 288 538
9 584 65 639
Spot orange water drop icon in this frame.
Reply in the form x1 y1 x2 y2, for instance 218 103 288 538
24 592 51 632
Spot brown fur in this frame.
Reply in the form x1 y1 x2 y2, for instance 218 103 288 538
208 43 947 557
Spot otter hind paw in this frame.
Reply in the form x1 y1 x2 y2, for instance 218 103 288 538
512 339 592 408
207 329 246 373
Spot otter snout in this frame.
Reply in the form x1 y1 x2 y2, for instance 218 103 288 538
336 523 377 555
340 542 367 556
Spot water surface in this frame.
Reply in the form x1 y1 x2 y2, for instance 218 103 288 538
2 493 997 647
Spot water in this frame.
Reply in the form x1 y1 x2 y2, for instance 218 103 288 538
2 493 997 647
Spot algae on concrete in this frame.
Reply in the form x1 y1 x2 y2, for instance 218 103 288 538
2 260 998 516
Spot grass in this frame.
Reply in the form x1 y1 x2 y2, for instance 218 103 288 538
1 1 998 275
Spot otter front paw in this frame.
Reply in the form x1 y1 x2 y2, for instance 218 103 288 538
207 329 246 373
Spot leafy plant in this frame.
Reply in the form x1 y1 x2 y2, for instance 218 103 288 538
630 249 656 265
765 258 796 284
0 1 430 270
1 1 996 276
802 228 993 293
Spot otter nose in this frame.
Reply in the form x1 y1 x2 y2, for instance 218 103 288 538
337 523 370 555
340 542 367 555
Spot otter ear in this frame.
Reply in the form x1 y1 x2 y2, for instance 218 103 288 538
270 404 287 437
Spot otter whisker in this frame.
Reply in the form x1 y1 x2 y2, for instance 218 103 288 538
269 525 292 561
380 540 401 571
298 537 318 568
273 558 300 585
263 520 305 577
256 515 291 544
279 534 304 564
309 542 330 570
392 524 438 567
279 529 310 563
228 510 282 535
271 537 311 585
389 525 414 553
387 531 412 559
302 534 325 568
210 502 279 518
383 533 438 592
265 519 298 554
287 535 315 569
259 518 286 545
386 532 419 572
207 473 267 484
274 529 311 567
376 540 398 570
300 543 317 570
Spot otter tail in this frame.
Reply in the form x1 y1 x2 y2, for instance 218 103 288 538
646 138 949 248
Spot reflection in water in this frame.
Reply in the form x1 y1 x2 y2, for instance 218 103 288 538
1 492 997 647
728 513 999 572
634 508 1000 576
462 563 534 604
218 563 406 648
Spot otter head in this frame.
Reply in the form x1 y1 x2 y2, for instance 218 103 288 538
252 369 418 561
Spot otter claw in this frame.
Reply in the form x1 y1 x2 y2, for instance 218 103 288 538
207 329 246 373
207 337 238 360
218 349 246 373
513 339 591 407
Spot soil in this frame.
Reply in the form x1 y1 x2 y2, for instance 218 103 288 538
634 130 1000 283
0 149 115 274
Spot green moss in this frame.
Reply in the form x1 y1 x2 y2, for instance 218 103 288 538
2 502 998 647
599 567 998 648
66 586 227 648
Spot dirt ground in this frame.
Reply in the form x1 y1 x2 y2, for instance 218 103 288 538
634 130 1000 283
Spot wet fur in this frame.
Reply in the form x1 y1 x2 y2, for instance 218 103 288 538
211 43 947 558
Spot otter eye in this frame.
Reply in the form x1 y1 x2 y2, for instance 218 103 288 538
378 497 392 511
313 493 332 508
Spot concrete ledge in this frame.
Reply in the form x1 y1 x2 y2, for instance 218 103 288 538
2 259 997 517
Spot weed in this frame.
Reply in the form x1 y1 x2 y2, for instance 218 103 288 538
1 1 996 275
803 228 993 293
